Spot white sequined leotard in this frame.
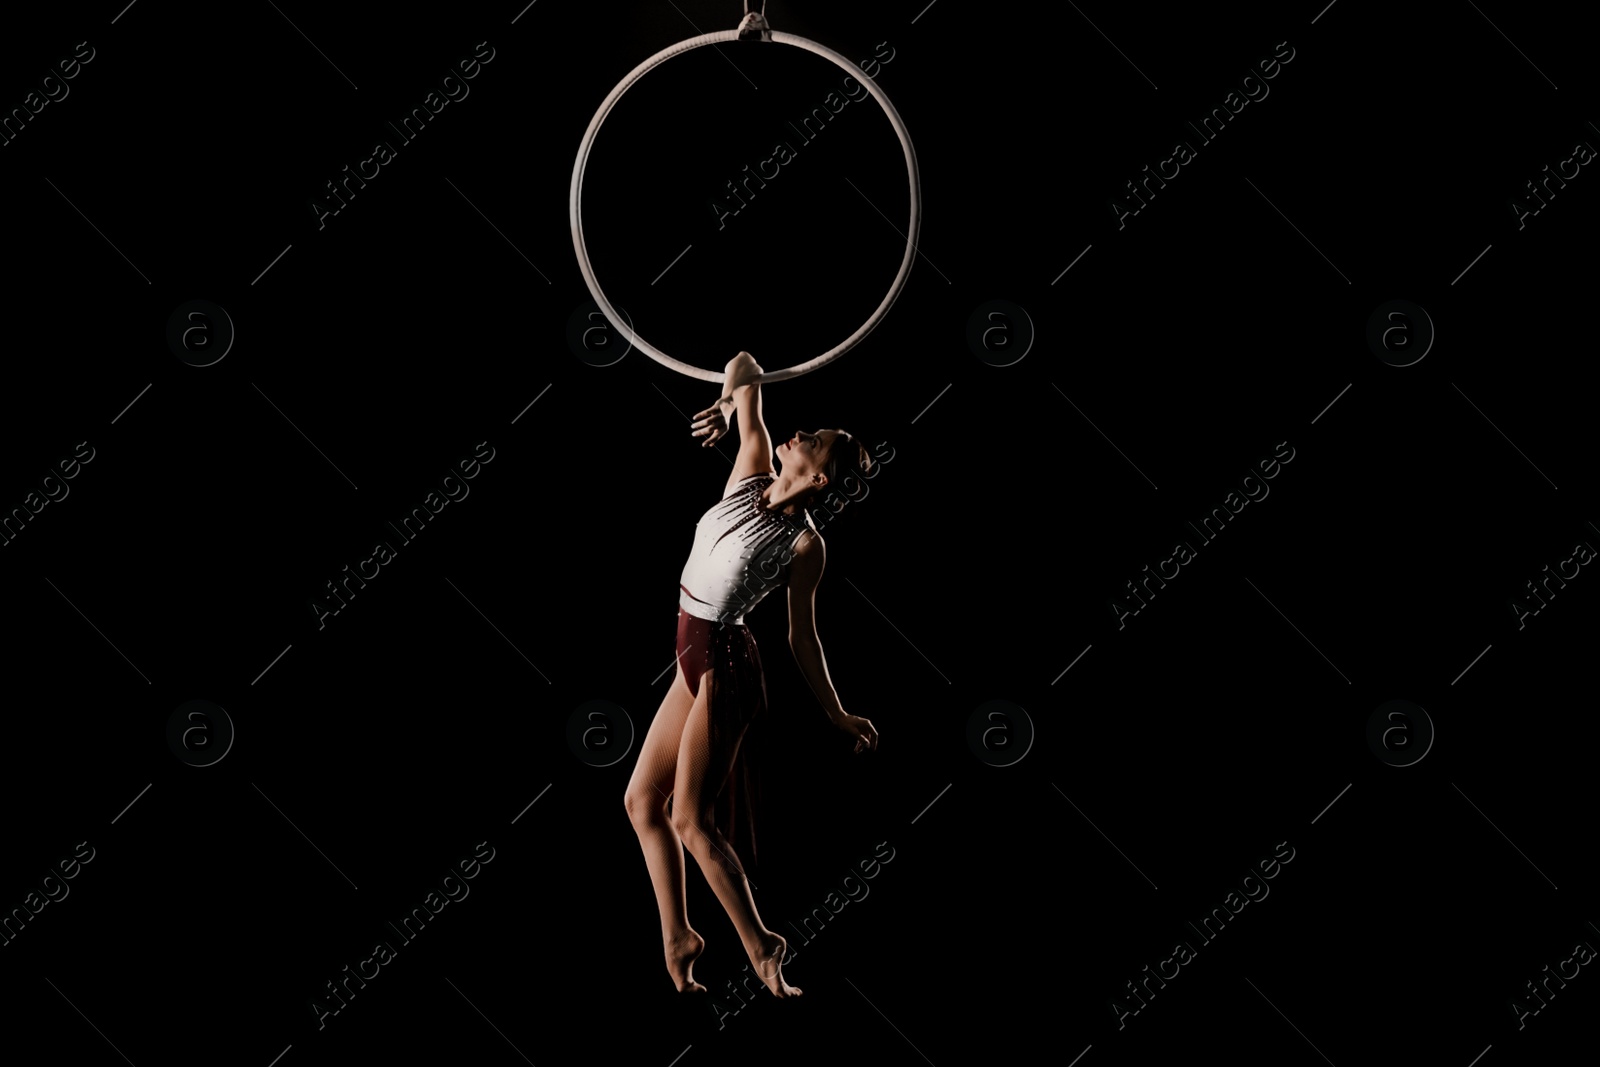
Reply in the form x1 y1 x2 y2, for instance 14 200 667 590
678 472 812 624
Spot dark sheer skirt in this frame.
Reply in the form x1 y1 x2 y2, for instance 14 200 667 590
676 603 767 870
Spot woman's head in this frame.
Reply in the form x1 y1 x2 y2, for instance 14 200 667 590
776 428 873 506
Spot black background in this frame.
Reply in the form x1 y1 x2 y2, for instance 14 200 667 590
1 2 1595 1065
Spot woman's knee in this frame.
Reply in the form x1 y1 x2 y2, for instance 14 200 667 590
624 784 668 828
669 804 711 844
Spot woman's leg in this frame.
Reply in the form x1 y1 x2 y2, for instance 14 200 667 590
672 669 801 998
623 660 705 992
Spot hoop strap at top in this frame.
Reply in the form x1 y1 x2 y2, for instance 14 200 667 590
738 1 771 41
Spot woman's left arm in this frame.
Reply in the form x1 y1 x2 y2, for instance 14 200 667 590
787 532 879 754
692 352 774 496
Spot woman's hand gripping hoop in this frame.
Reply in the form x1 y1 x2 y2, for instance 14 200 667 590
690 351 762 447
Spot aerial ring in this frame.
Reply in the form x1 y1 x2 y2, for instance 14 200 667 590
570 30 921 382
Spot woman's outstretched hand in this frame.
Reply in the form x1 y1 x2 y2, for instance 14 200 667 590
691 397 734 447
837 714 879 755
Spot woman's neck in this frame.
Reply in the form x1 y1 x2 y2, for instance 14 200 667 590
760 473 808 516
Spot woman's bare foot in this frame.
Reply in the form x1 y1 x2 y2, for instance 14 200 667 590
749 933 801 998
667 930 707 993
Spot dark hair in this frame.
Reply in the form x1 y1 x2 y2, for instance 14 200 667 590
819 430 872 507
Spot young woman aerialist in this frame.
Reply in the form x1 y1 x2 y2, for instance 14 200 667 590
623 350 880 997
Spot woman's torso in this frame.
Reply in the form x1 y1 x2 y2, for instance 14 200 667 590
678 472 811 624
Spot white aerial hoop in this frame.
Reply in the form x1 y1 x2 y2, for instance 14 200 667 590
569 2 921 383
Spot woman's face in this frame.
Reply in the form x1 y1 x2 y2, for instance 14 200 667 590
776 429 838 481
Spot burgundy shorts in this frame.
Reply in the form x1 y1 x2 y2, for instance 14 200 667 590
673 597 769 865
676 605 746 698
674 592 766 735
676 606 707 696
